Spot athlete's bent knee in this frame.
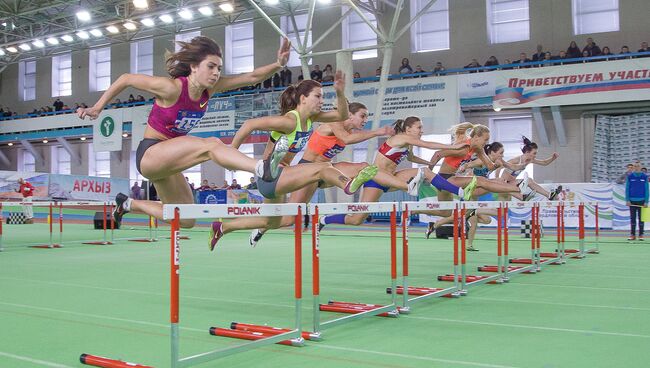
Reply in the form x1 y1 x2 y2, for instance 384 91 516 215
180 219 196 229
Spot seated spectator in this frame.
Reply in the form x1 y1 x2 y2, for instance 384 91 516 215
567 41 581 58
620 45 631 55
297 73 304 81
413 65 426 76
280 66 292 86
210 182 218 190
582 50 593 62
272 72 281 87
263 76 272 88
582 37 601 56
398 58 414 74
113 98 122 108
246 177 257 190
513 53 531 67
322 64 335 82
638 42 650 57
220 180 229 189
353 71 361 79
128 94 135 103
73 103 80 110
310 65 323 82
484 55 499 67
62 104 70 111
464 59 481 68
601 46 614 58
136 95 145 102
501 58 513 70
432 61 446 73
185 176 194 191
53 98 64 111
531 44 545 61
540 52 553 66
198 179 211 191
375 67 382 77
228 179 242 190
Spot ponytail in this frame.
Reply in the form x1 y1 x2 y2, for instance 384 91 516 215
521 136 538 153
393 116 421 133
449 122 490 139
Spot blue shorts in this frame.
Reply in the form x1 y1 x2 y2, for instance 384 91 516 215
363 179 389 193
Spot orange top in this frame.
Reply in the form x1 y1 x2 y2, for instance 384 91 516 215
306 130 347 159
443 138 474 169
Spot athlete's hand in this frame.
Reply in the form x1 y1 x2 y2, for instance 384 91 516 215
333 70 346 93
77 106 101 120
551 152 559 160
277 37 291 67
379 126 395 136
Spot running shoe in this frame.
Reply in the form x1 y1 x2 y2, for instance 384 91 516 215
318 216 327 232
523 191 536 201
517 172 530 195
249 229 264 247
639 235 645 241
113 193 130 227
465 209 476 218
344 165 378 195
407 167 426 196
425 222 435 239
462 176 478 201
258 135 289 182
466 246 479 252
549 185 563 200
628 235 636 241
209 221 224 251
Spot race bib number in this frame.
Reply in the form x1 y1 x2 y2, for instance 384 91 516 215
170 110 205 134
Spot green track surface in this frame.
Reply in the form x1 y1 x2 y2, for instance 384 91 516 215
1 222 649 368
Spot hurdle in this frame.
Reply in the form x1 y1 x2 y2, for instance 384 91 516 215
80 202 307 368
128 215 158 243
82 202 114 245
310 202 401 334
0 203 4 251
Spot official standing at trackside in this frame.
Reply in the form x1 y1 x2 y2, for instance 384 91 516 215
16 178 34 224
625 162 648 241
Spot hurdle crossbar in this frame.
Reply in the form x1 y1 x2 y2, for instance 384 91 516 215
309 202 401 333
81 203 306 368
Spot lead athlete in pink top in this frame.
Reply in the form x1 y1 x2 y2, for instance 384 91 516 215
78 36 292 228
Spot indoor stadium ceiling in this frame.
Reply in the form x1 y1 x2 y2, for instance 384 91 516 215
0 0 379 67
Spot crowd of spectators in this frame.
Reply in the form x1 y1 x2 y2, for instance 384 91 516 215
196 178 257 191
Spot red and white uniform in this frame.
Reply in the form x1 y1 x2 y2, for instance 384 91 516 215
17 181 34 219
18 182 34 198
378 142 409 165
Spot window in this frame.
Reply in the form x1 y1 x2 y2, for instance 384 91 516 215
19 60 36 101
89 47 111 92
54 146 71 174
175 31 201 52
20 150 35 172
486 0 530 44
129 151 146 187
572 0 619 35
130 38 153 76
225 144 254 186
184 165 202 190
281 13 311 67
489 116 533 177
410 0 449 53
343 3 378 59
52 53 72 97
91 149 111 178
225 22 254 74
412 134 452 173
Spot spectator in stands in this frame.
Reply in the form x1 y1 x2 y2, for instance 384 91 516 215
136 95 146 102
131 181 142 200
625 161 648 241
210 182 218 190
297 73 304 81
353 72 361 79
638 42 650 57
310 65 323 81
272 72 281 87
53 98 64 111
280 66 292 86
128 94 135 103
375 67 382 77
643 167 648 174
513 53 531 68
582 37 601 56
80 103 88 108
414 65 426 76
199 179 211 191
566 41 581 58
581 50 592 62
398 58 414 74
16 178 34 223
617 163 634 184
620 45 632 58
464 59 481 69
62 104 70 111
484 56 499 67
220 180 229 189
531 44 545 61
185 176 195 191
113 98 122 108
228 179 242 190
540 51 553 65
601 46 614 57
322 64 335 83
246 177 257 190
432 62 445 74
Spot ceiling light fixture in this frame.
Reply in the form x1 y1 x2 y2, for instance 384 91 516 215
122 133 129 138
141 18 155 27
178 9 193 20
219 3 234 12
76 10 91 22
32 40 45 48
133 0 148 9
0 48 4 56
18 43 31 51
123 22 137 30
76 30 90 40
159 14 174 23
6 46 18 53
61 35 74 42
106 25 120 34
90 29 103 37
80 137 87 141
198 6 214 16
46 37 60 45
7 142 13 146
265 0 280 5
42 139 49 144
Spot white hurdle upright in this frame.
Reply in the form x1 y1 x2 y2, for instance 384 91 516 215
79 203 307 368
310 202 403 334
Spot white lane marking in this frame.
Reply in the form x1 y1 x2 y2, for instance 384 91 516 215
0 351 74 368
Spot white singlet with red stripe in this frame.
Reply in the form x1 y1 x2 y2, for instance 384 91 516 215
378 142 408 164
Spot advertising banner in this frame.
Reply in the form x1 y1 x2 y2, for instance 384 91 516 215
49 174 130 201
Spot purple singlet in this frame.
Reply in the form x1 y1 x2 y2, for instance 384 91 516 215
147 76 210 138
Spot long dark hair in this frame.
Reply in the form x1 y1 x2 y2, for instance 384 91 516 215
279 80 322 115
484 141 504 155
393 116 421 133
521 136 538 153
166 36 222 78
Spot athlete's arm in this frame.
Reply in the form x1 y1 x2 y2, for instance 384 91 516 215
408 149 433 166
475 148 498 171
533 152 559 166
314 71 349 122
77 74 177 120
330 124 393 145
212 38 290 93
231 115 294 149
500 158 526 172
400 135 468 151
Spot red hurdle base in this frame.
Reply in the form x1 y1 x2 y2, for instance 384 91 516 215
79 354 151 368
165 236 191 240
28 244 63 249
540 252 559 257
82 241 113 245
320 301 400 317
436 274 498 284
209 327 303 346
128 239 158 243
477 265 531 273
386 286 456 298
230 322 319 341
509 258 552 264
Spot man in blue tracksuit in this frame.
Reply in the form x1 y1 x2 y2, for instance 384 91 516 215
625 162 649 241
